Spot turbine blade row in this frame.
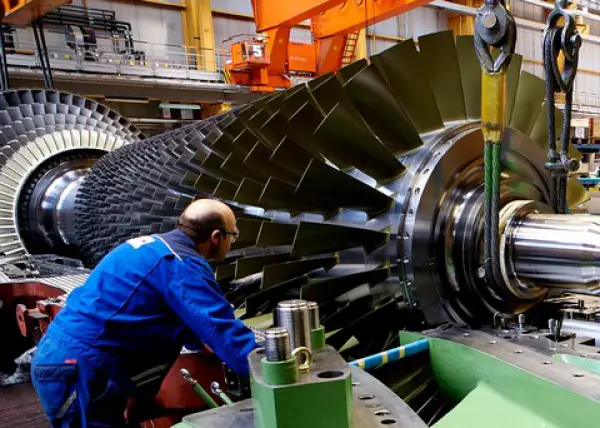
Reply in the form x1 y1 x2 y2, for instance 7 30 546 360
69 31 567 354
0 89 141 257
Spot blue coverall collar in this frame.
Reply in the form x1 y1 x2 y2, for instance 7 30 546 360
157 229 203 260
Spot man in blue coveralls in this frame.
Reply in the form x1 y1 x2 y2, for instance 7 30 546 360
30 198 258 427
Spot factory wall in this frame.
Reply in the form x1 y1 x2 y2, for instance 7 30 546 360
212 16 255 52
514 28 544 77
511 0 600 99
574 19 600 97
511 0 544 78
46 0 600 96
212 0 255 51
10 0 597 96
577 39 600 96
365 7 450 54
11 0 185 63
212 0 253 15
70 0 184 46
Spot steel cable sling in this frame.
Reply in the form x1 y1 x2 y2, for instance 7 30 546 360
543 0 581 214
474 0 516 293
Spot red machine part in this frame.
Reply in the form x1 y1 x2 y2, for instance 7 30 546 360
1 282 63 343
0 280 234 425
138 353 230 427
16 303 50 338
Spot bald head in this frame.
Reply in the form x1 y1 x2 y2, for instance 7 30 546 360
177 199 236 243
182 199 232 222
177 199 238 260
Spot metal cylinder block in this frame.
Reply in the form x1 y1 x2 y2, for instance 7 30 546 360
275 300 311 351
307 301 320 330
265 327 292 362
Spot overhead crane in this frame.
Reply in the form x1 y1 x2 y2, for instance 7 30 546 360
226 0 436 91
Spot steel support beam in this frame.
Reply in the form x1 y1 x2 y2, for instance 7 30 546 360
183 0 216 72
312 0 433 39
447 0 482 35
0 25 10 90
113 0 185 8
251 0 343 32
355 29 367 61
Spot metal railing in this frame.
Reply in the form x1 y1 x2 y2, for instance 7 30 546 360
555 92 600 115
3 28 231 83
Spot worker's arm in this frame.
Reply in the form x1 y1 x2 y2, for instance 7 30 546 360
163 259 258 377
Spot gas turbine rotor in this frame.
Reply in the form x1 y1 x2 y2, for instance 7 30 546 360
70 30 590 344
0 89 142 258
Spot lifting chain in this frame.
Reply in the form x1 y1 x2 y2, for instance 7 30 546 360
474 0 518 297
543 0 582 214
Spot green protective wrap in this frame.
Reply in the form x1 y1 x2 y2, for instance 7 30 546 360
311 326 326 351
261 357 298 386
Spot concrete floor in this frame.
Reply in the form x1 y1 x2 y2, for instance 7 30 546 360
0 383 48 427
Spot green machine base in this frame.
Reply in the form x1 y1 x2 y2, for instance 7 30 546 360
174 326 600 428
399 328 600 428
250 346 352 428
173 364 427 428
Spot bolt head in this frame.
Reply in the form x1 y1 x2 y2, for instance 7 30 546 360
571 34 582 49
482 12 497 29
477 265 486 278
569 159 580 171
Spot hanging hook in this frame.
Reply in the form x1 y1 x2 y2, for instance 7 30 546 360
543 0 582 213
544 0 581 93
474 0 517 74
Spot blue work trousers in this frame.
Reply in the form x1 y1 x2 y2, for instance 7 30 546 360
31 336 128 427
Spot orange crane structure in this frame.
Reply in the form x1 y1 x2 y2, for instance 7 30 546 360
2 0 71 25
226 0 434 92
